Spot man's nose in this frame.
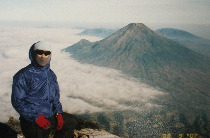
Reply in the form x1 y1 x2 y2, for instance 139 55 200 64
40 54 45 57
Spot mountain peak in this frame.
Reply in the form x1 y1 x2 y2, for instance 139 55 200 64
124 23 150 31
102 23 159 47
78 39 91 44
116 23 157 39
127 23 146 27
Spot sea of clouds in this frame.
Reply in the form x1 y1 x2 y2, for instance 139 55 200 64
0 25 165 122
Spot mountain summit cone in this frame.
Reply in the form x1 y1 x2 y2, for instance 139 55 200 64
64 23 210 106
64 23 210 136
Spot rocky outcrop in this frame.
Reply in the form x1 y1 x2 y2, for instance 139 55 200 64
15 129 120 138
1 115 120 138
16 129 121 138
74 129 120 138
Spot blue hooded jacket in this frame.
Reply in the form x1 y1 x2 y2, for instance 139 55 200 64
11 43 63 122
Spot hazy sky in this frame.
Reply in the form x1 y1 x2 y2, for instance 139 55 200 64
1 0 210 25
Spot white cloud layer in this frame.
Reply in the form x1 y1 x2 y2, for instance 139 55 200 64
0 25 165 122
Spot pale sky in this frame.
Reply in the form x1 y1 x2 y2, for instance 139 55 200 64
0 0 210 39
0 0 210 25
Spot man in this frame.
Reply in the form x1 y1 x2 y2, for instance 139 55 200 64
11 41 77 138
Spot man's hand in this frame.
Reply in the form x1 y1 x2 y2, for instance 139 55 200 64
35 115 50 129
56 113 64 130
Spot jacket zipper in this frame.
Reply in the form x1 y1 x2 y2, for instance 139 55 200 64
45 70 52 117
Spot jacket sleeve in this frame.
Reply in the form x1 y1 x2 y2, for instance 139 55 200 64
11 71 39 122
52 72 63 114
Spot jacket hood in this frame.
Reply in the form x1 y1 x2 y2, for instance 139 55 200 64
29 42 51 70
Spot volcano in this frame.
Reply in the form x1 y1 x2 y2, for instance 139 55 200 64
65 23 210 98
64 23 210 137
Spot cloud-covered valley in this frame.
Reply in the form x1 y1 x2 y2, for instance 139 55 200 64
0 25 165 122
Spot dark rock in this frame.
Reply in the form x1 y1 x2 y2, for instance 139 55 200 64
0 122 18 138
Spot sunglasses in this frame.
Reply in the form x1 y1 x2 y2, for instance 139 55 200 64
35 50 51 56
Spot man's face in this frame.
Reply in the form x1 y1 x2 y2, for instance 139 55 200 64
34 49 51 66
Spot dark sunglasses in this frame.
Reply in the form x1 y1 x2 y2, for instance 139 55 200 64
35 50 51 56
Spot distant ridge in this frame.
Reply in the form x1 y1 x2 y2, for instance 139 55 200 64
156 28 199 39
156 28 210 57
77 28 117 38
